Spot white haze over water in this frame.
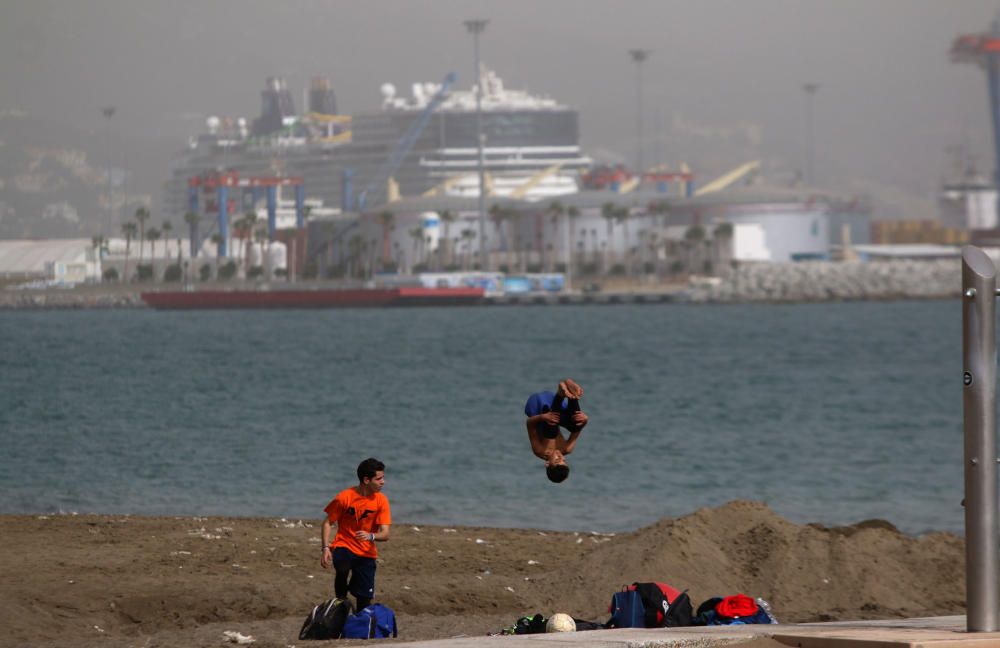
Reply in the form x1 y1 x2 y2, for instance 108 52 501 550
0 0 997 219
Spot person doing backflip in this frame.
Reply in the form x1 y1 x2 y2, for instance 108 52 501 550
524 379 588 483
320 457 391 611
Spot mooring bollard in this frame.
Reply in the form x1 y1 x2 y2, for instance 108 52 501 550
961 244 999 632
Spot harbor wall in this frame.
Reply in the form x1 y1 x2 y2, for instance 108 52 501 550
0 259 968 309
683 259 961 303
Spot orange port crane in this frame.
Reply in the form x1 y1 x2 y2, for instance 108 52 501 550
187 172 304 257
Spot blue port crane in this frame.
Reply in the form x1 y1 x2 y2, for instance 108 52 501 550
355 72 458 211
952 18 1000 222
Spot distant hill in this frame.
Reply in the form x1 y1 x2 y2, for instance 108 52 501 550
0 113 177 239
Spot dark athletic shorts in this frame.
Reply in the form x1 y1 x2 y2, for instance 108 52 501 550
332 547 377 599
540 398 581 439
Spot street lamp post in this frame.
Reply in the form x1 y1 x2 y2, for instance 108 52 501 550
464 18 489 269
802 83 819 184
102 106 116 236
629 49 651 180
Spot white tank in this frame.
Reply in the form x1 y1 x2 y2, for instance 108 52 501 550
268 241 288 270
421 212 441 252
412 83 426 106
249 242 264 268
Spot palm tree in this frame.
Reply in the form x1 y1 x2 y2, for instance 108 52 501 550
238 211 258 274
408 226 424 271
210 234 223 277
253 226 268 277
713 222 734 271
146 227 161 280
646 230 660 275
546 200 564 271
488 204 508 269
347 233 366 278
460 228 476 270
161 220 173 257
566 206 580 275
438 209 457 269
91 235 107 280
90 235 107 260
615 207 632 273
134 207 150 266
684 225 706 274
120 221 137 282
378 210 395 269
147 227 161 259
601 202 618 271
183 211 200 257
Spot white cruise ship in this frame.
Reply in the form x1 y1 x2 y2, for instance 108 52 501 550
163 70 592 219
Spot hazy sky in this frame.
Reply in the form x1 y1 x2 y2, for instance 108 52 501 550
1 0 997 208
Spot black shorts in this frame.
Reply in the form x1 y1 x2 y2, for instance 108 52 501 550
540 398 581 438
332 547 377 599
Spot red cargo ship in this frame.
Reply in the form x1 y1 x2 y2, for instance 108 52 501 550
141 286 485 310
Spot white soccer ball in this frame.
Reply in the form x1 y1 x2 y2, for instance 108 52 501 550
546 613 576 633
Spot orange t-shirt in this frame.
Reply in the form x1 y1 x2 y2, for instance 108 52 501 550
324 487 391 559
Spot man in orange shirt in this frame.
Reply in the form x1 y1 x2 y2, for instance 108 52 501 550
320 458 391 611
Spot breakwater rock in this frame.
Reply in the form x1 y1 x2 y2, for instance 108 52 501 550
0 289 144 310
683 259 962 303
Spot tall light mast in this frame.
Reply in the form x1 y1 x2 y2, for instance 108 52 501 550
102 106 116 236
464 18 489 269
802 82 819 185
629 49 650 179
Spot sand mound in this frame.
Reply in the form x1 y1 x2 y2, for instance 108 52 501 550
545 501 965 622
0 501 966 647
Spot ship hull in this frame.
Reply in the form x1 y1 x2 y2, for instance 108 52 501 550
141 286 484 310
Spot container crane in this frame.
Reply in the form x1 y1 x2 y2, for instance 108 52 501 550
693 161 760 196
187 172 304 257
355 72 458 210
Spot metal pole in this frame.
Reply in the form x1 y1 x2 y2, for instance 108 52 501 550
803 83 818 184
465 18 488 270
102 107 116 236
961 244 999 632
629 49 650 178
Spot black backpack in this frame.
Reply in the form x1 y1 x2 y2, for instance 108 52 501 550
631 582 694 628
662 590 694 627
299 597 353 640
513 613 547 634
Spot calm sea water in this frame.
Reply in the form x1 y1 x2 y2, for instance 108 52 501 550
0 301 967 535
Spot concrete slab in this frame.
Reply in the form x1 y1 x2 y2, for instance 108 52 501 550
393 617 1000 648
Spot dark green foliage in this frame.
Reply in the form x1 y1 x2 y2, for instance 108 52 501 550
163 264 182 282
218 261 238 280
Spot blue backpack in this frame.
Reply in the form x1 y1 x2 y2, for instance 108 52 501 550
342 603 398 639
607 589 645 628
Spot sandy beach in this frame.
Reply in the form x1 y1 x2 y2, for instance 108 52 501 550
0 500 965 647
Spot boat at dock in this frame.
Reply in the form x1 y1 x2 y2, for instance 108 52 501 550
141 286 484 310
